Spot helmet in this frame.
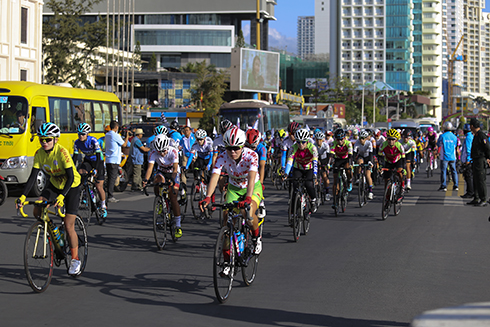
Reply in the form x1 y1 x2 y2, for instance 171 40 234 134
288 122 301 135
224 127 246 147
365 128 373 136
265 130 272 137
387 128 400 140
170 121 179 130
153 134 170 152
326 131 333 136
278 129 286 139
374 128 381 136
314 130 325 140
245 129 261 147
38 122 60 138
274 130 280 138
220 119 233 134
154 125 168 135
334 129 345 140
427 126 434 132
352 129 359 136
402 129 412 138
195 129 207 140
295 128 310 142
443 121 454 131
359 130 369 139
77 122 91 134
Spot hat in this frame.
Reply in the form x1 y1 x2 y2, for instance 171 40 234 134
470 118 480 128
134 128 144 135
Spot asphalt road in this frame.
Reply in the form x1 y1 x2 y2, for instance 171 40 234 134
1 165 490 327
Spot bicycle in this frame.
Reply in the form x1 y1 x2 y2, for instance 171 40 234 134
144 182 178 250
19 200 88 293
287 177 312 242
381 168 404 220
332 166 349 217
79 170 106 227
353 163 371 208
212 201 264 303
426 149 435 178
190 168 214 220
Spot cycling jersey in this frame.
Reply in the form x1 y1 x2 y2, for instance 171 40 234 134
148 146 180 173
353 139 373 158
285 142 318 175
190 137 213 159
281 137 295 168
316 141 330 161
255 142 267 162
378 141 406 164
427 133 437 148
212 147 259 188
401 139 416 154
330 139 353 159
212 134 226 155
34 143 81 189
375 136 386 149
74 135 103 162
168 129 183 143
326 137 334 148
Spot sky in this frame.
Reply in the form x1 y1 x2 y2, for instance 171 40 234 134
243 0 490 56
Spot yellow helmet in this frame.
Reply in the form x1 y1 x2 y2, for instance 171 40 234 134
387 128 400 140
278 129 286 138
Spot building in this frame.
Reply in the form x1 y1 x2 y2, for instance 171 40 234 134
0 0 43 82
315 0 330 56
297 16 315 60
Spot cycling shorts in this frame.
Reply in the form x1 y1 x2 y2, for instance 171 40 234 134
80 158 105 181
225 181 263 207
41 182 81 216
333 158 350 170
156 171 180 189
405 152 414 162
358 156 372 165
383 161 404 179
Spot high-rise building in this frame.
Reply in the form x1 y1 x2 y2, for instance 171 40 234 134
315 0 330 56
297 16 315 59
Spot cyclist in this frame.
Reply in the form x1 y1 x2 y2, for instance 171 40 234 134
142 135 182 238
353 130 374 200
213 119 233 166
350 129 359 142
168 121 183 144
400 130 416 190
379 129 406 193
325 130 334 148
246 128 267 218
281 122 301 172
425 127 438 170
73 123 107 217
415 131 425 164
16 123 82 276
200 127 263 254
328 129 353 208
314 130 331 201
264 130 273 154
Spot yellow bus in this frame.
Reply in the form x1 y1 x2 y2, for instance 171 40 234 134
0 81 121 195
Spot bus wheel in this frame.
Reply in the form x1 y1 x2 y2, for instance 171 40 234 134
29 170 46 197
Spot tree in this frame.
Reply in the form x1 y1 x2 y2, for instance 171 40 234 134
43 0 107 88
133 41 142 70
235 30 246 48
148 53 157 71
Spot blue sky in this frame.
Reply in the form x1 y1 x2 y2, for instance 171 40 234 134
246 0 490 55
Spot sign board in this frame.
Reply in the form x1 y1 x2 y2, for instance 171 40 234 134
473 108 479 115
305 78 328 91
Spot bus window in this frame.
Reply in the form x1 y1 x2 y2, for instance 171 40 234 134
31 106 46 134
101 103 111 128
93 102 104 131
72 99 91 128
49 97 74 132
0 96 28 133
111 103 119 122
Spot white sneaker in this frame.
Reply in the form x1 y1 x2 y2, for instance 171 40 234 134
253 237 262 255
368 192 373 200
407 181 411 190
68 259 81 275
421 158 424 164
257 203 266 218
434 162 438 169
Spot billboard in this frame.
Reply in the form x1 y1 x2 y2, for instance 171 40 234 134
231 48 280 94
305 78 328 90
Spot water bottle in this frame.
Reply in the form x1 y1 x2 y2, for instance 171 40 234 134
89 188 96 203
52 225 64 247
237 232 244 253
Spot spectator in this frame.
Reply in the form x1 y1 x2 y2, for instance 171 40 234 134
180 126 195 185
105 120 128 203
468 118 490 206
460 123 474 199
130 128 150 191
437 122 458 192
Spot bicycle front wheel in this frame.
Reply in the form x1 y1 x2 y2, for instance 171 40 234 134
64 215 88 276
394 183 402 216
190 182 200 220
24 221 54 292
381 183 392 220
213 226 235 303
358 175 366 207
153 196 168 250
292 193 302 242
241 226 259 286
302 195 310 235
93 186 105 225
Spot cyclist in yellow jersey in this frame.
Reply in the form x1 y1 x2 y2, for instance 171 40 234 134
16 122 82 276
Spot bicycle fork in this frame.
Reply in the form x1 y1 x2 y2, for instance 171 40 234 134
32 221 49 259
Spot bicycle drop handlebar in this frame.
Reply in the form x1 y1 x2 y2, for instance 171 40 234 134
17 200 65 218
212 201 252 221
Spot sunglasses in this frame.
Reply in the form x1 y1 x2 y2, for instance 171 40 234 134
78 133 87 136
40 138 54 143
226 146 242 152
298 140 308 144
387 137 396 141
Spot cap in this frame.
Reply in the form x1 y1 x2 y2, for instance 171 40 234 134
134 128 144 135
470 118 480 128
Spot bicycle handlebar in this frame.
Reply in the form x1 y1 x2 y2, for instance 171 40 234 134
212 201 252 221
18 200 65 218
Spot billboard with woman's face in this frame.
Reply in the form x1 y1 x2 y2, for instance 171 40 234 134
239 48 279 94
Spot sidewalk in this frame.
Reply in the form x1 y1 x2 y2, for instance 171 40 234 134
412 302 490 326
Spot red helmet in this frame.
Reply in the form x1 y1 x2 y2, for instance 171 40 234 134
245 129 261 147
288 122 301 135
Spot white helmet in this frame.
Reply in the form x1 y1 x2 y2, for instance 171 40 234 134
314 131 325 140
295 128 310 142
352 129 359 136
153 134 170 152
360 130 369 139
443 121 454 131
224 127 246 147
195 129 207 139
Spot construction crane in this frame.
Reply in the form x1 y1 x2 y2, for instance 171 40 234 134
447 34 466 114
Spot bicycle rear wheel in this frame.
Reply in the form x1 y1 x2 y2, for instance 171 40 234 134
64 215 88 276
213 226 235 303
78 187 91 228
24 221 54 292
340 179 347 213
302 195 310 235
358 175 366 207
241 226 259 286
153 196 168 250
292 193 302 242
394 182 402 216
190 182 200 219
381 183 392 220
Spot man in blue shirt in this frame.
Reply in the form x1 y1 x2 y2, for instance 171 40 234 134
460 123 474 198
130 128 150 191
437 121 458 192
179 125 195 185
105 121 128 202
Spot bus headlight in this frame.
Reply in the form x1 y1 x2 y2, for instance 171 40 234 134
2 156 28 169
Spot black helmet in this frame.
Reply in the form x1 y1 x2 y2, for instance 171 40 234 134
402 129 412 138
334 129 345 140
170 121 179 130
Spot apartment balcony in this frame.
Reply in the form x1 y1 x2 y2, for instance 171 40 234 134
423 70 440 77
422 28 440 34
422 49 440 56
424 16 439 24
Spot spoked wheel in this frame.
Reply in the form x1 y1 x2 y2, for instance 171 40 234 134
394 183 402 216
213 226 235 303
64 215 88 277
24 221 54 293
358 175 366 208
78 187 91 228
93 186 105 225
302 195 310 235
292 193 302 242
381 183 392 220
190 183 200 220
153 196 168 250
340 180 347 213
0 180 7 206
241 227 259 286
333 191 339 217
168 205 177 243
275 173 282 190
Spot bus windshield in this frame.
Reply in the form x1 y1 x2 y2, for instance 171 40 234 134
220 108 260 130
0 96 28 134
